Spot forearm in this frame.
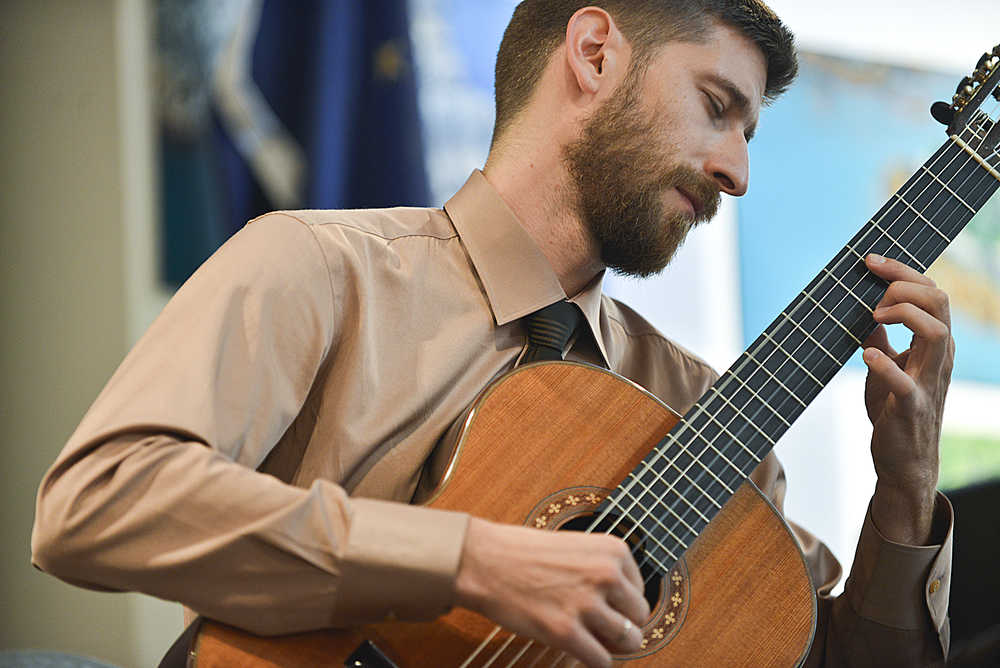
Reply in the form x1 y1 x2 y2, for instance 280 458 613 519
869 478 937 545
32 433 468 634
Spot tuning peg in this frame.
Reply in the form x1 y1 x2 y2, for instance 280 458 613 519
931 101 956 125
977 52 993 71
955 76 975 95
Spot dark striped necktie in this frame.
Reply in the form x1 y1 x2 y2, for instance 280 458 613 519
520 300 582 364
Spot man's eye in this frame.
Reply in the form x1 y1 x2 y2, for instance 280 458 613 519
705 93 724 118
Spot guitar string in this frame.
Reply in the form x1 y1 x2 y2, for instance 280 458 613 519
476 137 998 668
466 103 999 668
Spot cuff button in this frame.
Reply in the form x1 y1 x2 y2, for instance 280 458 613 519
929 579 941 594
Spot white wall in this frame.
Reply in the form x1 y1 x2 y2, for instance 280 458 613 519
768 0 998 74
1 1 178 665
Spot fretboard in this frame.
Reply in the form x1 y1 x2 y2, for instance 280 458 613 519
603 119 1000 573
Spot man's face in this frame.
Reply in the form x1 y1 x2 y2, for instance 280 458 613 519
564 22 767 277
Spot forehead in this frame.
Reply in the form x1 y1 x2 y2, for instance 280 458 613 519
644 22 767 113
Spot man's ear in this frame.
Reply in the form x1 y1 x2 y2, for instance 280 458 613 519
564 7 627 95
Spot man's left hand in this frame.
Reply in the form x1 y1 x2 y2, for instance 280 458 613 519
860 254 954 545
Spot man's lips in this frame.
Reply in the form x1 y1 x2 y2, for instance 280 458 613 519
676 187 701 217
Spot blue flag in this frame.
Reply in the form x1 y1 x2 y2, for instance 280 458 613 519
159 0 430 286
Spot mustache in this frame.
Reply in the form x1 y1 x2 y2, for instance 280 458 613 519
659 166 721 222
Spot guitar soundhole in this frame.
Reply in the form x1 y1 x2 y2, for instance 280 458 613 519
558 512 662 609
524 486 690 657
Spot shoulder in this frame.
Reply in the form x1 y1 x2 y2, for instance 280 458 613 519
243 208 461 278
251 207 458 245
601 295 719 414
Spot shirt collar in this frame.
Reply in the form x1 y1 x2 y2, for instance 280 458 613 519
444 170 611 366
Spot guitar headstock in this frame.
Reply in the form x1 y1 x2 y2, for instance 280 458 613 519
931 45 1000 157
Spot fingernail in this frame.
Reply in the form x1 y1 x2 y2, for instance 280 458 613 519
863 348 878 363
868 254 886 264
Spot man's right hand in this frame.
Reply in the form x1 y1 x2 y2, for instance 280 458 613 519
454 517 650 668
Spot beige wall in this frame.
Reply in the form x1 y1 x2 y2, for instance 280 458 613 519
1 1 179 665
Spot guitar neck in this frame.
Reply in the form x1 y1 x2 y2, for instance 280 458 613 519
607 118 1000 571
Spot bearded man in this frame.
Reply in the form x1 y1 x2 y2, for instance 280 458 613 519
32 1 953 666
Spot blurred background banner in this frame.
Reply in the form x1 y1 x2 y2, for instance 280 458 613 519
156 0 430 287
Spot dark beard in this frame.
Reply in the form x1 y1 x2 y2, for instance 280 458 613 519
563 78 721 278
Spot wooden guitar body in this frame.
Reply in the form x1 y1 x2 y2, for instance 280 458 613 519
194 362 816 667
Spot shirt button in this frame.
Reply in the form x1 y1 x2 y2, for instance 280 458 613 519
929 579 941 594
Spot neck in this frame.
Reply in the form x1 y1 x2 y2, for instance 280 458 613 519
484 139 604 297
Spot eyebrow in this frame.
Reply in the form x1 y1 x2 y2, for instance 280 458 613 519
705 74 758 142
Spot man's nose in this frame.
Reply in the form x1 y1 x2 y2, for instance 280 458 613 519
704 133 749 197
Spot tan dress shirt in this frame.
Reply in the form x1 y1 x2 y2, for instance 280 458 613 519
32 170 952 665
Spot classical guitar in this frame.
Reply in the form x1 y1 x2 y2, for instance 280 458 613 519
187 47 1000 667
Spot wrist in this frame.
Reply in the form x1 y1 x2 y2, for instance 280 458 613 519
870 479 937 545
455 517 492 611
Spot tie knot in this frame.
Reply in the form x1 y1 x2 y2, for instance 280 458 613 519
521 300 582 364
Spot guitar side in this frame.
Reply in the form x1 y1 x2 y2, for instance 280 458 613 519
194 362 816 667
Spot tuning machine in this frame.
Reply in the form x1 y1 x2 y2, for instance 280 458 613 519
931 101 956 126
932 45 1000 125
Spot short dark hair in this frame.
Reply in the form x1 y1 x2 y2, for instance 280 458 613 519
492 1 797 145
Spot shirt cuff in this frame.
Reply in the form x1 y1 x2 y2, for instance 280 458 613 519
335 497 470 624
846 491 953 631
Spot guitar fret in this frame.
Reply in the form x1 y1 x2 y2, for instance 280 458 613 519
601 490 691 567
655 418 746 489
778 311 842 364
613 427 738 541
868 218 928 271
951 134 1000 183
634 454 723 513
842 241 867 263
645 431 736 496
893 192 953 242
717 368 790 429
820 267 875 313
741 349 808 408
759 331 825 387
618 480 701 534
630 471 714 528
628 412 758 532
894 159 974 258
691 399 770 458
800 291 864 346
617 481 689 554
